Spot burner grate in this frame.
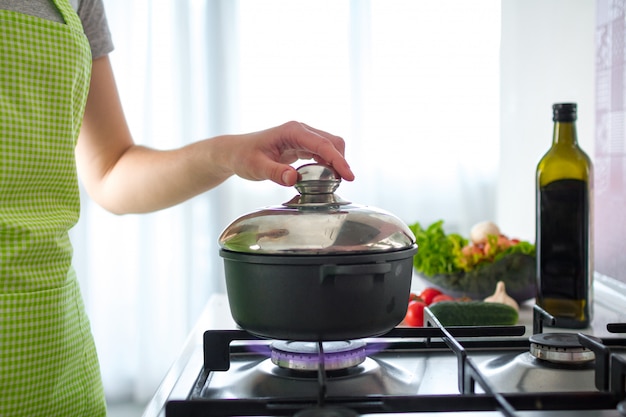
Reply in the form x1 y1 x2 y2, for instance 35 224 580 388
166 391 621 416
164 314 626 417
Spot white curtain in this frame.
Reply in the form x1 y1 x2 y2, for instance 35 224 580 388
71 0 501 404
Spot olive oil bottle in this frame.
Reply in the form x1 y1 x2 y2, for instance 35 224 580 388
535 103 593 328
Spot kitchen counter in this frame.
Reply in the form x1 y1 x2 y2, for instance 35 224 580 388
411 272 626 338
142 272 626 417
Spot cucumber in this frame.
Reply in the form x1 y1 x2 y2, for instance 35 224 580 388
427 301 518 326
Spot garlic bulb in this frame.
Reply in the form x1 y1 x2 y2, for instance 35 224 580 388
484 281 519 312
470 221 501 245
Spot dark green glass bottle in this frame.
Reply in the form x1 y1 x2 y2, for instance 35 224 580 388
535 103 593 329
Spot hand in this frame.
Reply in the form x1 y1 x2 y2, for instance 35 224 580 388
225 121 355 186
77 57 354 213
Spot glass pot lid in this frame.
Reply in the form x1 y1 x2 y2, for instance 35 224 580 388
218 164 416 255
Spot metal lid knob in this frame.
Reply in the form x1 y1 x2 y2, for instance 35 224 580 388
284 164 350 208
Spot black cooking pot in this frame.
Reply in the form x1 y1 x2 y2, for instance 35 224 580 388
218 164 417 341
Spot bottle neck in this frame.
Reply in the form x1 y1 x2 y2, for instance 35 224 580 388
552 121 578 146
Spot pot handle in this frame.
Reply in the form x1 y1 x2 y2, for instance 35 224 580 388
320 263 392 282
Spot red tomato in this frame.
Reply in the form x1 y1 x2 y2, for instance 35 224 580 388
431 294 455 304
418 287 442 305
409 292 420 302
404 300 426 327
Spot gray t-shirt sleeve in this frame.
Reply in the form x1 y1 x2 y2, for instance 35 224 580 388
77 0 114 59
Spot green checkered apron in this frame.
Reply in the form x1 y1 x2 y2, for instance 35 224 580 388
0 0 106 416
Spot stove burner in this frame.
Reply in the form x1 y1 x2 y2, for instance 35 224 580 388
294 406 359 417
529 333 597 364
270 340 367 371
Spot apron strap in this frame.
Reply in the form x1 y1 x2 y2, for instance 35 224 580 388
51 0 84 31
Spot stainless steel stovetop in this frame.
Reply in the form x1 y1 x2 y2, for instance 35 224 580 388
143 273 626 417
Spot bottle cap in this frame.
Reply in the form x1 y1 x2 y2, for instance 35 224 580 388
553 103 577 122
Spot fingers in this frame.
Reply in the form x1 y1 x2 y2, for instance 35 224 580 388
231 121 355 188
300 122 346 155
283 121 355 182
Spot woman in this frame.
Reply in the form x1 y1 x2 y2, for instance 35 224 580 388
0 1 354 415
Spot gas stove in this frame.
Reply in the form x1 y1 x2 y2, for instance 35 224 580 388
143 273 626 417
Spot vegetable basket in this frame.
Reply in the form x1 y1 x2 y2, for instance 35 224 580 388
410 220 536 304
415 252 536 303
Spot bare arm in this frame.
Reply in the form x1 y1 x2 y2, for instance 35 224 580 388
76 56 354 215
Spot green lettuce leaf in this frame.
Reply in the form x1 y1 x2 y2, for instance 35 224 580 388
409 220 467 276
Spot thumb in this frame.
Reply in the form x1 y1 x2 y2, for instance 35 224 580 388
279 166 298 186
259 160 298 186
